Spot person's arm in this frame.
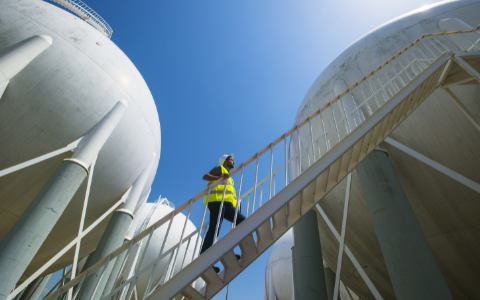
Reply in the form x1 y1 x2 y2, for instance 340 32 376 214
202 166 229 181
202 172 229 181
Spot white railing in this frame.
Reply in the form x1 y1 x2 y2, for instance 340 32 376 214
47 0 113 38
39 25 480 300
159 198 175 209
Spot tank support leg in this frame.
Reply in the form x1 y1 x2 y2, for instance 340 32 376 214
357 150 453 300
291 210 328 300
18 275 52 300
0 35 53 98
100 191 150 300
75 154 155 300
324 265 339 300
0 76 8 99
0 100 128 300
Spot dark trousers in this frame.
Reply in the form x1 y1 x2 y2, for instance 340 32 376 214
200 201 246 254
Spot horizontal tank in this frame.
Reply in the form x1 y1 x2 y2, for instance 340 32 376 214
291 0 480 299
0 0 160 280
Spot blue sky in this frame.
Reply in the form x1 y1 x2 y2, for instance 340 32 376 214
47 0 440 299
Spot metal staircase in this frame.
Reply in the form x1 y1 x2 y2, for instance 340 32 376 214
43 26 480 300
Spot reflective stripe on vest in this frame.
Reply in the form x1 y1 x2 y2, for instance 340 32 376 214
203 165 237 207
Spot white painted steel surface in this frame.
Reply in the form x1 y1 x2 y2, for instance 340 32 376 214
0 34 52 81
0 0 160 281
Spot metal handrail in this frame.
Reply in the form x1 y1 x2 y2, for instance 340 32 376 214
41 24 480 300
47 0 113 38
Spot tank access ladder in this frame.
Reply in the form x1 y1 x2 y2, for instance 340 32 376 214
43 25 480 300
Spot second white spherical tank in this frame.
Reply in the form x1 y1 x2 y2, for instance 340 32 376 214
264 229 293 300
289 1 480 299
132 203 198 300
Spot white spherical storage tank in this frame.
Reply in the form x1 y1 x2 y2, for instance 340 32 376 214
0 0 160 282
132 203 198 300
264 230 356 300
264 229 293 300
288 0 480 299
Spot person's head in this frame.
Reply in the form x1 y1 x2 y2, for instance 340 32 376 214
219 154 235 170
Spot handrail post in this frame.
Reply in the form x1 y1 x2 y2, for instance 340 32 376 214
284 135 288 187
268 144 274 200
232 164 244 229
251 154 260 215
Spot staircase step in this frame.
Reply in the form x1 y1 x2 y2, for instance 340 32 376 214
256 220 273 253
181 285 206 300
384 105 401 136
338 147 353 180
326 159 341 191
220 251 242 283
272 206 287 228
300 181 316 215
221 250 241 270
407 79 425 115
201 267 224 299
287 193 302 223
301 181 315 205
272 207 288 240
272 225 289 241
413 76 432 109
257 239 273 254
314 169 329 201
239 233 257 256
348 139 363 172
376 112 392 145
358 129 373 161
367 122 383 153
398 92 413 123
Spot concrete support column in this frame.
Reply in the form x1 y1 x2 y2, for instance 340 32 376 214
18 275 51 300
77 154 155 300
357 150 453 300
75 212 133 300
324 264 339 300
291 210 328 300
0 161 87 300
0 100 127 300
99 193 150 300
98 239 129 300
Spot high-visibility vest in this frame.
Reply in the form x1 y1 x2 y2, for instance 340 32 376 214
204 165 237 207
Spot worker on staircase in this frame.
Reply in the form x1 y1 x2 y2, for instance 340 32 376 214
200 154 245 272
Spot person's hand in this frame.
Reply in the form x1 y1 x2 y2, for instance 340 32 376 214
220 173 229 180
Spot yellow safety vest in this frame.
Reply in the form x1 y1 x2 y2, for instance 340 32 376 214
204 165 237 207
